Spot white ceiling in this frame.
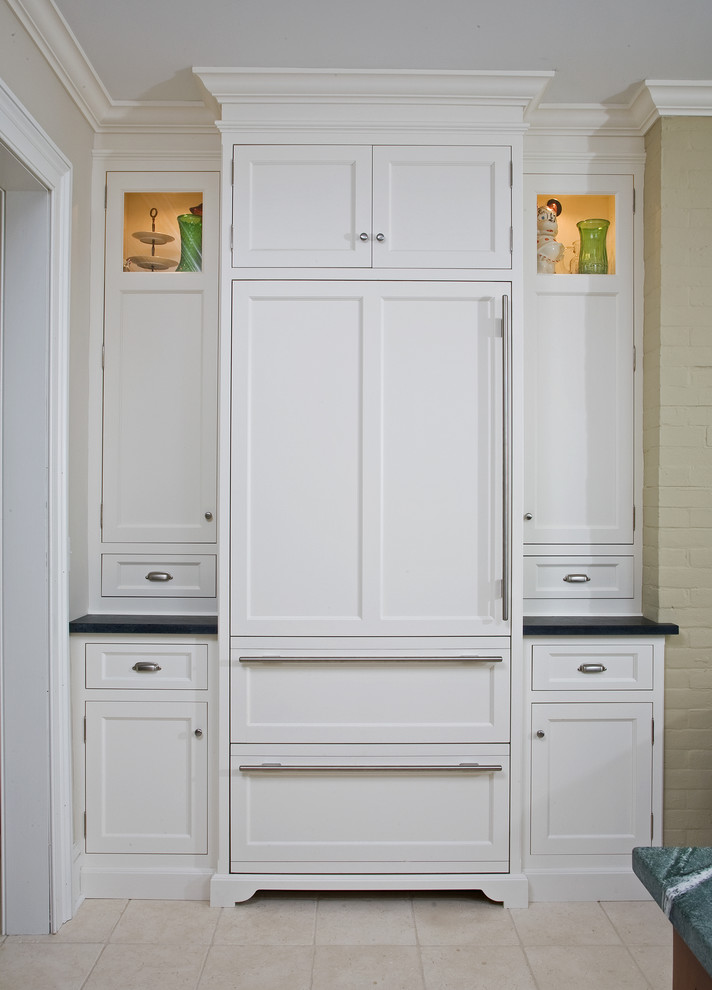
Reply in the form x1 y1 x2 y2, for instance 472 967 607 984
47 0 712 109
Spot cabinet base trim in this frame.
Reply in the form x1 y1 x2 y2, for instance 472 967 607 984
525 868 652 902
80 866 214 901
210 873 529 909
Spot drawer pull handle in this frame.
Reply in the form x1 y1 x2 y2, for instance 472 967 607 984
239 763 503 774
238 655 503 664
563 573 591 583
145 571 173 582
578 663 608 674
132 662 162 673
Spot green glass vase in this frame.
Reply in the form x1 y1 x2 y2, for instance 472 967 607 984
175 213 202 272
577 218 609 274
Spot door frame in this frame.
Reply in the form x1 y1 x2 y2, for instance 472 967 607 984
0 76 72 933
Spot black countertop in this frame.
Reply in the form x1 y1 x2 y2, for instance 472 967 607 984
69 614 218 635
524 615 679 636
69 614 676 638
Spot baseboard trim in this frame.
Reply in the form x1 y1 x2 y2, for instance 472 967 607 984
80 867 214 901
525 869 653 902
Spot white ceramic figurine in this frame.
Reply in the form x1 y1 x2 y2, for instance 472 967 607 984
536 198 564 273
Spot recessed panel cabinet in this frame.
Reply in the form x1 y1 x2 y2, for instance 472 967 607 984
232 145 512 269
102 172 219 546
230 280 510 637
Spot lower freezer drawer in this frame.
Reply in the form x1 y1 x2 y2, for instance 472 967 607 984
229 745 510 873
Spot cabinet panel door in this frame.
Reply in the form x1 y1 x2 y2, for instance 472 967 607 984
233 146 373 267
231 281 508 636
85 701 208 854
102 172 218 544
230 746 510 871
530 702 652 856
523 279 633 544
373 146 512 269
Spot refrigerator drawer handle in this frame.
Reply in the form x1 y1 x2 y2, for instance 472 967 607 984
238 763 503 774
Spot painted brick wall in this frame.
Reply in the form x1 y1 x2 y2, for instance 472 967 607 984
644 116 712 845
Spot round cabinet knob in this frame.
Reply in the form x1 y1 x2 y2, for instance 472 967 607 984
205 511 213 521
194 728 203 739
536 730 545 738
359 232 369 241
375 233 385 242
524 513 533 521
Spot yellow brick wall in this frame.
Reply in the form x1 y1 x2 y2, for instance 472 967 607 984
644 116 712 844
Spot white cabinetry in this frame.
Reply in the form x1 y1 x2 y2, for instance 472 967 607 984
233 145 512 269
97 171 219 611
231 280 510 637
524 637 663 900
71 635 217 899
523 174 640 613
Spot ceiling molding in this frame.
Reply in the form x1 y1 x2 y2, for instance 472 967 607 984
644 80 712 119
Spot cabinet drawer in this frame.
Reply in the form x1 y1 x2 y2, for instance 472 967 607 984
531 644 654 691
85 643 209 690
524 556 634 599
101 554 216 598
230 745 510 872
231 651 510 743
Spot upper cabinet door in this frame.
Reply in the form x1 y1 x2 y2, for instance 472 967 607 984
102 172 219 544
371 146 512 269
232 146 373 268
232 145 511 269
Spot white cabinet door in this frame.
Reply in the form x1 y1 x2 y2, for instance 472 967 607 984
230 745 510 872
231 280 509 636
102 172 218 544
233 146 373 268
232 146 511 269
372 146 512 269
523 175 634 546
85 700 208 854
530 702 652 856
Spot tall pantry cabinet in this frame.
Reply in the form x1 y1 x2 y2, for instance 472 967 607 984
197 69 550 909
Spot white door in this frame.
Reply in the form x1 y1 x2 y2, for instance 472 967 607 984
232 146 373 267
232 145 512 269
231 280 510 637
372 146 512 268
530 702 653 856
230 745 510 872
85 701 208 854
523 174 634 546
101 171 219 544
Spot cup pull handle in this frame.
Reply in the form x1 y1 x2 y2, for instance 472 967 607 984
578 663 607 674
132 662 162 673
563 573 590 583
145 571 173 582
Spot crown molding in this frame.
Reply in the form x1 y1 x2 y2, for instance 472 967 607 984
7 0 216 133
194 67 555 127
643 80 712 120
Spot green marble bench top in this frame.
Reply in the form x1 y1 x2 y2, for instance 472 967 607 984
633 847 712 977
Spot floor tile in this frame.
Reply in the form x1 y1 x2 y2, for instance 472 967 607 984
9 898 128 943
510 900 622 945
198 945 314 990
110 898 221 944
0 941 102 990
601 899 673 945
312 945 424 990
628 943 674 990
315 894 416 945
413 893 519 945
84 943 207 990
214 894 317 945
421 945 537 990
525 944 650 990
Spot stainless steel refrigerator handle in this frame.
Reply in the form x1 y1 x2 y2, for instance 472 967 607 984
237 656 503 664
238 764 504 774
502 293 511 622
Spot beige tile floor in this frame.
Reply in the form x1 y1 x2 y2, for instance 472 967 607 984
0 892 673 990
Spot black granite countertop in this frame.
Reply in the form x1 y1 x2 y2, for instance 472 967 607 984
524 615 679 636
633 847 712 977
69 614 218 635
